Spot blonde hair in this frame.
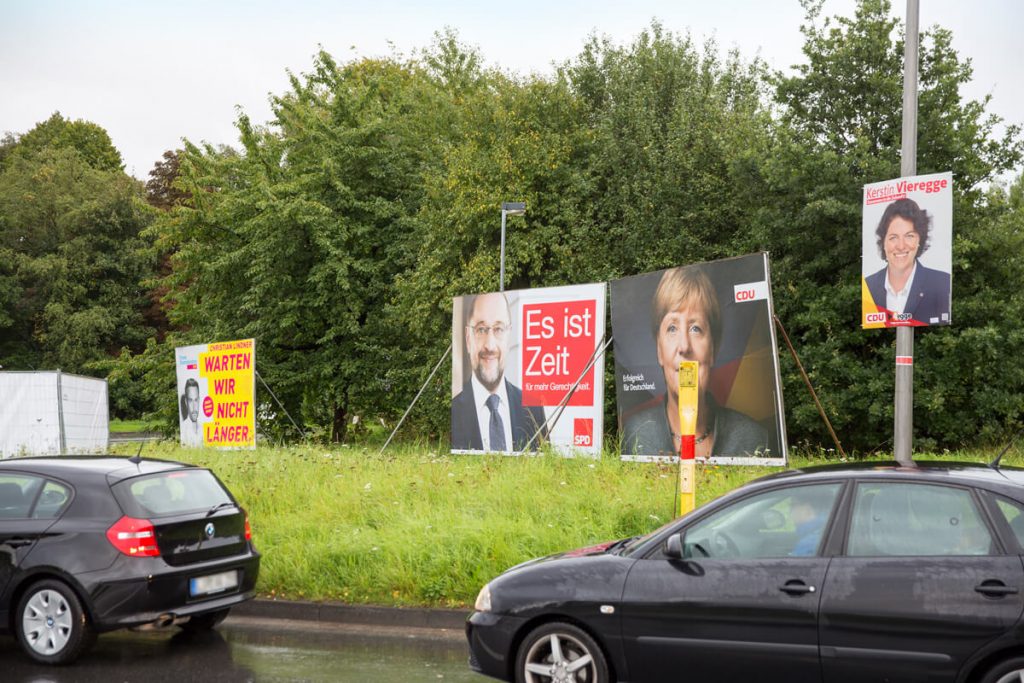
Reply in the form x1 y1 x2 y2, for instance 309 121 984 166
650 265 721 351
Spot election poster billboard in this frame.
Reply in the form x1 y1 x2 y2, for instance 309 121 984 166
451 283 606 456
610 253 786 465
862 171 953 328
175 339 256 449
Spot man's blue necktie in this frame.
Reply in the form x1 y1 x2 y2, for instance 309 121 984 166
485 394 506 451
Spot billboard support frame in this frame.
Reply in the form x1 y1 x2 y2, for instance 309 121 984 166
774 315 846 458
520 335 613 454
380 344 453 454
255 369 307 441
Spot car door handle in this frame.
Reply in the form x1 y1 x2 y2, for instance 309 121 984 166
779 581 816 595
975 582 1019 597
4 538 34 548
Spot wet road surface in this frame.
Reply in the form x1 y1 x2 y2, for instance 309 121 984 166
0 615 484 682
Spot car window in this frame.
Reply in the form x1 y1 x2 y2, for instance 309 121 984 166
847 483 992 557
992 496 1024 549
31 480 72 519
112 469 234 517
682 483 842 559
0 475 45 519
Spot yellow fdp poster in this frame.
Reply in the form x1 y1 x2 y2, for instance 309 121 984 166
175 339 256 449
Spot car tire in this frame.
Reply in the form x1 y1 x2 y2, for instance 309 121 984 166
16 579 95 665
515 621 610 683
180 608 230 632
981 656 1024 683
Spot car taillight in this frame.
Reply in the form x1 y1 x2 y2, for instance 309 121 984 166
244 514 252 541
106 516 160 557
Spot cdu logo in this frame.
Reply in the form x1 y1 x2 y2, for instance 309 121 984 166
733 281 768 303
865 312 887 324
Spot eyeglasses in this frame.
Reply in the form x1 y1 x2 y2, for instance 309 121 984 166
468 324 509 341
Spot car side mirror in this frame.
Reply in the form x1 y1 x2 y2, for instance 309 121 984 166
664 533 684 560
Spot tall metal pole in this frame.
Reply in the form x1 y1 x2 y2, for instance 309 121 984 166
894 0 919 467
499 209 507 292
498 202 524 293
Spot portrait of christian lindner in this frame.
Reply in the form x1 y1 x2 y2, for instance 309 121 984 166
865 197 951 325
180 377 202 446
451 292 547 452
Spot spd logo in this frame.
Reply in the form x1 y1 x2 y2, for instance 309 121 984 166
865 312 887 324
573 418 593 447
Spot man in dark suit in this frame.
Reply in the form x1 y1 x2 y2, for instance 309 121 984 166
864 198 951 326
179 378 202 447
451 292 547 452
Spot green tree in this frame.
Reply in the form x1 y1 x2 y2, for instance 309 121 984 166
564 25 771 279
147 49 461 441
0 142 154 378
3 112 124 173
396 24 774 435
121 9 1023 451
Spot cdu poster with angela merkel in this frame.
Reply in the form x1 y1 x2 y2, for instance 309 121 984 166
610 253 786 465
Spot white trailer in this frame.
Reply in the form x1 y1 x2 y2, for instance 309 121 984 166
0 371 109 458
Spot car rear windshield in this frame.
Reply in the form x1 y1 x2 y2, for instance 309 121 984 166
111 469 235 517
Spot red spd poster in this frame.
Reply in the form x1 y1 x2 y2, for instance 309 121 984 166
451 283 606 456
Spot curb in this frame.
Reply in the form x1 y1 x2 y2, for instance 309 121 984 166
232 598 470 631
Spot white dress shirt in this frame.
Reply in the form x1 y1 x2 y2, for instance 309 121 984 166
885 261 918 314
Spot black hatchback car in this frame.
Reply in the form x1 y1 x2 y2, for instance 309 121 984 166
0 456 260 664
467 461 1024 683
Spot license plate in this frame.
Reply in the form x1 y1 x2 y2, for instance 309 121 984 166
190 570 239 597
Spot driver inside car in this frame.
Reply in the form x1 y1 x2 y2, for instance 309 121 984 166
789 490 833 556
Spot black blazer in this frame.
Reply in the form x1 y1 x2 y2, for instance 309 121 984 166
865 261 951 325
450 379 547 451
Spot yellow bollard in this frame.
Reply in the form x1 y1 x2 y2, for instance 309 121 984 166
677 360 699 517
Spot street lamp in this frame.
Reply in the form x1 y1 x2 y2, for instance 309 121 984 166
500 201 526 292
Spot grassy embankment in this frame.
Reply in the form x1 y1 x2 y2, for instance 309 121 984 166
109 440 1015 608
109 419 163 433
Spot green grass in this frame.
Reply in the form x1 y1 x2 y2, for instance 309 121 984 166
109 440 1015 608
109 419 162 433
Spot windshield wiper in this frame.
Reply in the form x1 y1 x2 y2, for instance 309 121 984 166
608 536 640 555
206 502 236 517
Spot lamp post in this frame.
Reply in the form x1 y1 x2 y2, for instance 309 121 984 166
499 202 526 292
894 0 918 467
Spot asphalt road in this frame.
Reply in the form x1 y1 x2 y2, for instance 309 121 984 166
0 611 482 682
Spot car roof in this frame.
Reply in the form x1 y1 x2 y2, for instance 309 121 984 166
624 459 1024 559
0 455 195 483
750 459 1024 489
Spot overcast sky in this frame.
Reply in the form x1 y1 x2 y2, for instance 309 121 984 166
2 0 1020 180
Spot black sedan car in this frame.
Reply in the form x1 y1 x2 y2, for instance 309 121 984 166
0 456 260 664
467 461 1024 683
